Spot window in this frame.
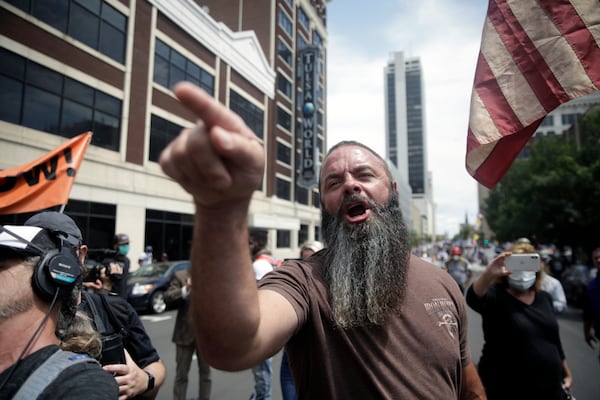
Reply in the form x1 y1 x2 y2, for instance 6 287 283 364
149 115 184 162
278 74 292 99
298 224 308 246
146 209 194 261
277 229 291 248
64 199 116 249
296 185 308 205
278 8 293 37
540 115 554 126
298 7 309 30
277 106 292 131
277 39 292 66
0 48 122 151
276 177 291 200
229 90 264 139
7 0 127 63
313 31 322 47
312 191 320 208
297 34 308 50
154 39 214 95
561 113 580 125
277 141 291 165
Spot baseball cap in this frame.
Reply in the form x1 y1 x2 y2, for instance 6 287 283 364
25 211 83 247
113 233 129 245
0 225 58 256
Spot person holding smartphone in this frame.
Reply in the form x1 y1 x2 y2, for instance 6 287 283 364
466 241 574 400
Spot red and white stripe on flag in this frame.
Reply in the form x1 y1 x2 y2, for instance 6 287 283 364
466 0 600 188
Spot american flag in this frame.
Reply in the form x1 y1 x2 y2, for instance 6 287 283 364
466 0 600 189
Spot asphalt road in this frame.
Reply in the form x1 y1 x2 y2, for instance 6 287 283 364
140 265 600 400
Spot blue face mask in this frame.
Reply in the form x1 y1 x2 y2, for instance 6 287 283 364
118 244 130 256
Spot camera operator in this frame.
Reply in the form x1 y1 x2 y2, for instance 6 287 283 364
25 212 166 400
84 252 125 295
111 233 131 298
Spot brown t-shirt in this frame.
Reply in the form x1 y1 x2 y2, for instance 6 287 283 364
259 252 471 399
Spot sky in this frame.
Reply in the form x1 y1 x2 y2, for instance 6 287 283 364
325 0 489 237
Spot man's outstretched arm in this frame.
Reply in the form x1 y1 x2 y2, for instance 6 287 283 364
160 82 297 370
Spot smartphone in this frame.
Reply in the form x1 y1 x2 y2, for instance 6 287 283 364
100 333 126 365
505 253 541 271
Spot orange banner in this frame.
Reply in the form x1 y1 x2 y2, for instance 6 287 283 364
0 132 92 214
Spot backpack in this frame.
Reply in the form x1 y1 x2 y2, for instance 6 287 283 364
83 292 128 365
12 349 99 400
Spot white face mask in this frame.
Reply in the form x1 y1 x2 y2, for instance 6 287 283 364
508 271 537 291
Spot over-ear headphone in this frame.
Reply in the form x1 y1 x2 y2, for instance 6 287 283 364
31 237 82 301
0 225 82 301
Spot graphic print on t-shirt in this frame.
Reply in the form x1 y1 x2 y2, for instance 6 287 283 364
423 297 458 339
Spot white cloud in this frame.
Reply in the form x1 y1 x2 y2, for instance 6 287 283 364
326 0 488 237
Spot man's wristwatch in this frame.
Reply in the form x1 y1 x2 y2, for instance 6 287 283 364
144 370 155 393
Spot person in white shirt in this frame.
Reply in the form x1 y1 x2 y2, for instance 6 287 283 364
541 267 567 313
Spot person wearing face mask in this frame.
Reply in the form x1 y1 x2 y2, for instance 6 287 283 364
466 242 574 400
111 233 131 298
444 246 472 292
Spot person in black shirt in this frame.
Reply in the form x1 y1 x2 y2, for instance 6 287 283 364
111 233 131 298
467 241 573 400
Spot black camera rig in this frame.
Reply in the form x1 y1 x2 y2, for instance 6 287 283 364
84 248 122 282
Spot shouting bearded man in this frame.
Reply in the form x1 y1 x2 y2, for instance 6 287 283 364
159 82 486 400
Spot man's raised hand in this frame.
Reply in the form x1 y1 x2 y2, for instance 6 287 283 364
159 82 265 209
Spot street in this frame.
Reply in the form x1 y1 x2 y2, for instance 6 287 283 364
140 277 600 400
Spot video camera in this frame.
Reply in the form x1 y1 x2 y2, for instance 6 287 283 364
84 248 123 283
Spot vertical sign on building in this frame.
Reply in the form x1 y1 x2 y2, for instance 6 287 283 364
297 45 320 189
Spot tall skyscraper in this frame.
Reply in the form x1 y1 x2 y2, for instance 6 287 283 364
384 51 435 237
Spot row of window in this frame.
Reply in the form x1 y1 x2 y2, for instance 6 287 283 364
0 199 317 251
540 113 583 127
154 39 214 95
0 47 122 150
0 47 317 178
8 0 127 63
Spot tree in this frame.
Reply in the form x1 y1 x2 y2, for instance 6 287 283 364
484 107 600 259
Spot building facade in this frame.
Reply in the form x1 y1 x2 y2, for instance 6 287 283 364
383 51 434 238
0 0 329 262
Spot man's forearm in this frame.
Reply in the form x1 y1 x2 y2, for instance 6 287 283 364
460 362 487 400
191 205 261 369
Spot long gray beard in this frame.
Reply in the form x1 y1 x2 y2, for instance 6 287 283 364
322 193 410 329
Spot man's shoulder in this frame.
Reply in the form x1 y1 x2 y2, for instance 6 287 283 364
42 354 118 399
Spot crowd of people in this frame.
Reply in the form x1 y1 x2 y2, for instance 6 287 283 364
2 79 599 399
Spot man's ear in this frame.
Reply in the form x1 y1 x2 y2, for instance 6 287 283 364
79 244 88 265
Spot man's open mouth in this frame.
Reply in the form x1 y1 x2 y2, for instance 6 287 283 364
347 203 367 217
343 200 371 223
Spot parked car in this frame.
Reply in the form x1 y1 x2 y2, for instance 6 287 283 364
127 260 190 314
561 264 591 309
